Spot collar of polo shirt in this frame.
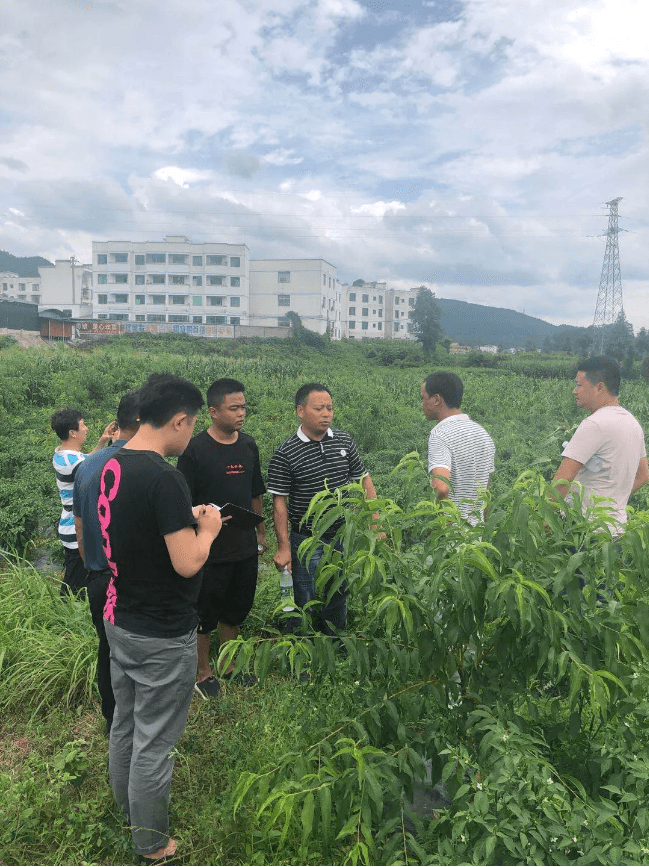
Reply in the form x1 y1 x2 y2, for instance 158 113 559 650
297 425 334 442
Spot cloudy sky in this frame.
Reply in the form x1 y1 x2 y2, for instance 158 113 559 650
1 0 648 327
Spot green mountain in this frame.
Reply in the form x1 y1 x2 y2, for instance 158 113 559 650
436 297 581 348
0 251 53 277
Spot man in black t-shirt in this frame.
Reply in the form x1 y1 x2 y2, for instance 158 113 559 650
178 377 266 696
100 374 223 864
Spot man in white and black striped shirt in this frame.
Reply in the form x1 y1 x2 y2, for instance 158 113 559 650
268 383 377 634
421 371 495 525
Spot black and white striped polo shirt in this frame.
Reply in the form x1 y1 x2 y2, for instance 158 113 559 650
267 426 366 533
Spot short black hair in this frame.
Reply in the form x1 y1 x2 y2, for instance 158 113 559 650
207 378 245 408
116 389 141 431
295 382 331 408
578 356 621 396
137 373 204 428
50 408 84 441
423 371 464 408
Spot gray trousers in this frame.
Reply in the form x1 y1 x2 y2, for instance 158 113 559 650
104 620 197 855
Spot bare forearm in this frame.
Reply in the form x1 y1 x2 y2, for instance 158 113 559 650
74 516 84 563
273 498 290 549
631 457 649 494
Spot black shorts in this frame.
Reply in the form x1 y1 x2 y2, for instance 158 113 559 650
197 554 258 633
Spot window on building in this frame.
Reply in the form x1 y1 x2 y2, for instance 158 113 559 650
230 316 240 325
18 283 25 291
348 320 356 329
147 314 166 322
323 274 327 285
150 275 166 284
372 323 376 329
170 295 186 305
150 295 166 305
278 271 290 283
135 295 145 305
135 274 145 285
111 313 129 321
135 314 145 322
1 283 6 291
32 295 40 304
168 314 189 323
112 294 128 304
192 276 203 286
230 257 241 267
192 255 202 266
230 276 240 287
192 315 203 324
114 274 128 284
278 294 290 307
378 322 383 331
329 277 332 288
378 309 383 317
206 315 226 325
207 296 224 306
170 254 187 264
278 316 290 327
97 274 107 284
192 296 202 306
98 314 110 320
113 253 128 263
206 255 227 265
349 292 356 301
230 296 240 307
135 254 145 265
372 309 376 315
348 307 356 315
362 322 368 330
97 254 107 264
409 297 415 306
362 294 369 303
379 295 383 303
146 253 166 263
170 275 186 285
362 308 368 317
207 275 224 285
97 294 108 304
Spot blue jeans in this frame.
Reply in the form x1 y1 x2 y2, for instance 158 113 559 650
290 531 346 635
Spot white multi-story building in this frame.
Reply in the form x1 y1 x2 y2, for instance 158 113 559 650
342 283 418 340
386 288 417 340
92 236 249 328
0 271 42 305
37 259 92 319
249 258 341 338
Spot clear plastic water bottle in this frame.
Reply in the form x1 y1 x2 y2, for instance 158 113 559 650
279 569 295 612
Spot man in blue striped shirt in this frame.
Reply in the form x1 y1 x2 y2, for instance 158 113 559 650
51 408 116 596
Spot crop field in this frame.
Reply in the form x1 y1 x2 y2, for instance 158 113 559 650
2 336 649 865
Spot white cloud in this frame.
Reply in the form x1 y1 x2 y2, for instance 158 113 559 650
1 0 649 328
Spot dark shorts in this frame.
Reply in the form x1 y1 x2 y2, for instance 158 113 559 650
197 554 258 633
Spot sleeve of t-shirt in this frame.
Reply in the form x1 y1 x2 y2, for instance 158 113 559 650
561 417 601 465
250 442 267 498
427 432 452 472
267 447 292 496
176 443 199 504
347 438 366 480
153 469 197 536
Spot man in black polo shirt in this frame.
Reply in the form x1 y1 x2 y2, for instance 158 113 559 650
178 377 266 696
267 382 377 634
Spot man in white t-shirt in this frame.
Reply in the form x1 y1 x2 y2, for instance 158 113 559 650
553 356 648 531
421 371 495 524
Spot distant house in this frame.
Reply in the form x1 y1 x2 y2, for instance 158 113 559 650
479 345 499 354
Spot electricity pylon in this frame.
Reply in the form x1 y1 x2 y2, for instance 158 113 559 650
591 197 623 353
